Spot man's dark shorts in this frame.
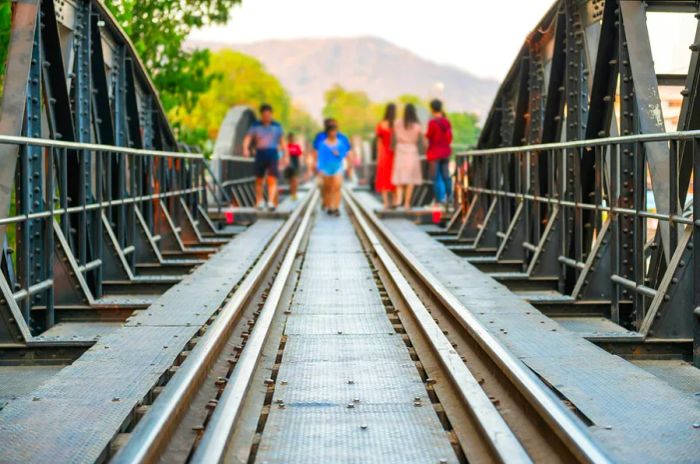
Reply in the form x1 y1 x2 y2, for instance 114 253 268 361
254 148 279 178
289 156 301 175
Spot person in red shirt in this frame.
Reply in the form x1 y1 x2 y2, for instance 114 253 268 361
374 103 397 209
426 99 453 206
285 133 303 200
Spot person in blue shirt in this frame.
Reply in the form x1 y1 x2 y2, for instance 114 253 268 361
243 104 287 211
313 118 352 154
314 118 352 216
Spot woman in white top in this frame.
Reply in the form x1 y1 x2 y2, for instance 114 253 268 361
391 103 424 209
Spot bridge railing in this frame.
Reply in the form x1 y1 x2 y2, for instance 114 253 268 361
0 134 232 342
456 129 699 346
211 155 257 208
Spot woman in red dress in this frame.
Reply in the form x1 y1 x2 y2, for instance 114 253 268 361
375 103 397 209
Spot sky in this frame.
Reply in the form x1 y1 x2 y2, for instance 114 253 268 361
190 0 557 81
190 0 697 82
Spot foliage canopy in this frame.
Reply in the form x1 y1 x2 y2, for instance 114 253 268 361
322 85 376 138
0 1 11 96
172 49 318 151
104 0 241 112
322 85 481 148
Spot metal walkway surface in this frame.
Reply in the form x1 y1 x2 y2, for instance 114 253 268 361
254 206 457 463
0 220 282 464
372 207 700 462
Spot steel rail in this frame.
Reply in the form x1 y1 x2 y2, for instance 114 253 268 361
460 128 700 156
191 190 319 463
0 134 203 159
344 189 532 463
345 189 613 464
111 190 315 464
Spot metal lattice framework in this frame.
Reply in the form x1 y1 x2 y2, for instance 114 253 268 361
0 0 251 344
457 0 700 364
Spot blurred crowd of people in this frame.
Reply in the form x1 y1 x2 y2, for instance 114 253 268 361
242 104 353 216
375 99 453 210
242 98 453 215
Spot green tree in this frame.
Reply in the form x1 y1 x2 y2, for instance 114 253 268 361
288 103 321 143
173 49 292 150
448 112 481 148
397 94 426 106
104 0 241 112
322 85 376 138
0 0 11 96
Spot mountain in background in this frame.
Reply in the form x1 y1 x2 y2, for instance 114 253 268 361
187 36 498 121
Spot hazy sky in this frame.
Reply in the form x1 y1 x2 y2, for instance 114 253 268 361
190 1 696 81
191 0 556 80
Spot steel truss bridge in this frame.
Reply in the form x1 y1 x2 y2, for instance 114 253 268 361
0 1 698 463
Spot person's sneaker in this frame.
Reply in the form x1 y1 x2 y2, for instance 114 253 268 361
268 204 277 212
332 209 340 217
256 200 266 210
326 208 335 216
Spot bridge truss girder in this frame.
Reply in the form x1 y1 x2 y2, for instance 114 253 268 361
461 0 700 363
0 0 238 344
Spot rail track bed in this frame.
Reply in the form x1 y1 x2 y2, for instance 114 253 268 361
3 188 698 463
107 188 616 464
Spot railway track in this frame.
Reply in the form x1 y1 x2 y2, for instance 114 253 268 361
108 187 611 464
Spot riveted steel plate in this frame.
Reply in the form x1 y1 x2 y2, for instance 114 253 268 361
92 294 159 307
125 220 280 327
384 217 700 463
292 280 381 306
289 303 386 315
516 290 576 303
632 360 700 397
255 404 457 464
33 322 122 343
0 366 63 408
302 253 370 270
131 274 182 283
553 317 638 338
0 325 192 463
258 208 456 463
282 334 409 363
297 263 371 278
161 257 205 265
0 220 282 463
295 274 376 289
291 286 380 306
273 359 426 405
285 314 394 335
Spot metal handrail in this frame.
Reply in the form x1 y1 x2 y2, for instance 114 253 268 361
0 134 203 159
466 186 695 225
214 154 255 163
0 186 204 226
459 128 700 156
